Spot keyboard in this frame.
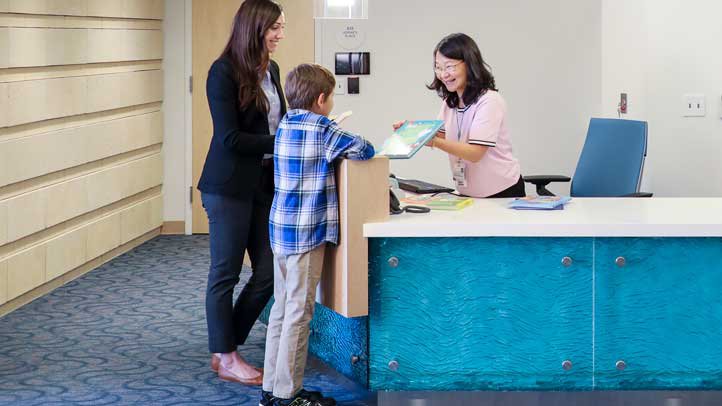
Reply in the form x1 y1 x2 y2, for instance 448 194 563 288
396 178 454 194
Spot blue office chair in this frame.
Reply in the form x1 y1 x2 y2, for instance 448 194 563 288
524 118 652 197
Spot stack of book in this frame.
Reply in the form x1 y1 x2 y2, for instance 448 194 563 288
401 193 473 211
508 196 571 210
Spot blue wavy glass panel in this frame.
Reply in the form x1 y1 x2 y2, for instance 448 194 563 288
307 305 368 385
594 237 722 389
368 237 593 391
258 299 368 385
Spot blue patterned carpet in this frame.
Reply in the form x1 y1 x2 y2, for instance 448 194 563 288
0 236 374 406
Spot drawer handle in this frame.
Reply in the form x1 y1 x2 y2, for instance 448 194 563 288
615 257 626 267
388 257 399 268
616 360 627 370
562 360 573 370
388 360 399 371
561 257 573 267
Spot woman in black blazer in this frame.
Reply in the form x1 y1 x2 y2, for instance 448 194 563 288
197 0 285 386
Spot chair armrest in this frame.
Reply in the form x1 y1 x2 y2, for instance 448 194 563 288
523 175 571 196
621 192 653 198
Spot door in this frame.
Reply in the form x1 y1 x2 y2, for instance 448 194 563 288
191 0 243 233
191 0 314 233
368 237 594 391
594 237 722 389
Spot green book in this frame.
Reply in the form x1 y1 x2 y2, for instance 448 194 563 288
401 193 473 211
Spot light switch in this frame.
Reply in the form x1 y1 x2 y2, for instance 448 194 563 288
335 78 346 95
682 94 705 117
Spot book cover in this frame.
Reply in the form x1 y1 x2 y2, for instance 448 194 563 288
508 196 571 210
377 120 444 159
401 193 473 211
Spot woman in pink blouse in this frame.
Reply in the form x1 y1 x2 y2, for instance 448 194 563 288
396 33 525 198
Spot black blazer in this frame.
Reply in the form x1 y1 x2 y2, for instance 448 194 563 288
197 56 287 199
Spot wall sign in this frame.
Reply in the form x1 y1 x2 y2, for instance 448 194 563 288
336 25 365 50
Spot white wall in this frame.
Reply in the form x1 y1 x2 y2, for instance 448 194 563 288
316 0 602 195
167 1 722 207
163 0 188 222
602 0 722 196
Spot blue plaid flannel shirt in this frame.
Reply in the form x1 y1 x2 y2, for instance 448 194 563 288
270 109 375 256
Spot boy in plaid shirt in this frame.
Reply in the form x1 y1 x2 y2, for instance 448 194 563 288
261 64 374 406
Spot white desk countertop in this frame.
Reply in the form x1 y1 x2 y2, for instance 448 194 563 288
363 197 722 237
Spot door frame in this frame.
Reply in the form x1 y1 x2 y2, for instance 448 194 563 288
184 0 193 235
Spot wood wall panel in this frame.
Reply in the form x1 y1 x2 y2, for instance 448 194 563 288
6 76 82 127
123 0 164 20
0 83 6 129
86 29 163 64
45 176 88 227
0 259 7 305
85 154 163 221
2 192 160 302
3 151 161 244
86 213 120 261
5 70 161 127
8 27 87 67
0 0 163 315
8 0 88 17
6 190 46 242
6 244 46 300
123 29 163 61
87 0 163 20
86 70 162 114
85 0 123 18
46 226 86 281
0 111 162 188
6 0 163 19
0 200 6 246
85 111 162 162
0 27 8 69
0 14 162 31
120 194 162 244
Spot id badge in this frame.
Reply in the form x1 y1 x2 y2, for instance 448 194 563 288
452 160 467 188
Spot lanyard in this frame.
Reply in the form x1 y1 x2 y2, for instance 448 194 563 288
456 108 466 142
456 106 478 143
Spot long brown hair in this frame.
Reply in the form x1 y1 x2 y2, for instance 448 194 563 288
221 0 282 112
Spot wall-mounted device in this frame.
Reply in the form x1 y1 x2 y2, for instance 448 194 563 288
335 52 370 75
347 77 360 94
619 93 628 114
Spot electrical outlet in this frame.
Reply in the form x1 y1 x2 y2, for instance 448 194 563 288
682 94 705 117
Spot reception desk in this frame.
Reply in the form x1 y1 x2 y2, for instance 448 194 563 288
284 196 722 392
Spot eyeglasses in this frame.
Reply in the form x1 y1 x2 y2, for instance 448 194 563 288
434 61 463 75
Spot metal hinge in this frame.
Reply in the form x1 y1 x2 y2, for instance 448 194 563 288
189 75 193 93
189 186 193 203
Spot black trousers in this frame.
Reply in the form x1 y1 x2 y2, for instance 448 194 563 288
488 175 526 198
201 172 274 353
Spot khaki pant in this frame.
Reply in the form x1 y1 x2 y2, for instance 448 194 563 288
263 244 326 398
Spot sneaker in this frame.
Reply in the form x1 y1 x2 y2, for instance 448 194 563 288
265 389 336 406
298 389 335 406
259 390 273 406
